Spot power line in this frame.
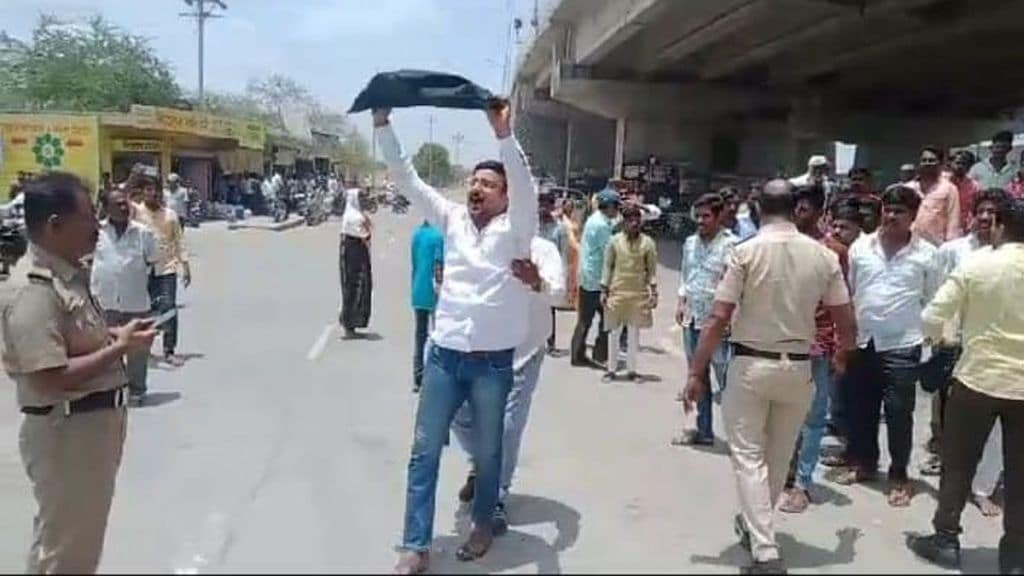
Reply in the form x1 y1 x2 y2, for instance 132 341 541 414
179 0 228 108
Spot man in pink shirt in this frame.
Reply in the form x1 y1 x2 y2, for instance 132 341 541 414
911 146 962 246
948 150 979 232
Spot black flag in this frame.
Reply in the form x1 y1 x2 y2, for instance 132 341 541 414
349 70 496 113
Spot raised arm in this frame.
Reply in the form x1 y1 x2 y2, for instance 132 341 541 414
489 102 538 246
373 109 453 229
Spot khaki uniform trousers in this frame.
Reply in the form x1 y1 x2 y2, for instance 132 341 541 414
19 406 127 574
723 355 813 563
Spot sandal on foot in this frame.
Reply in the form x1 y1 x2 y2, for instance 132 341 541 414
973 495 1003 517
393 551 429 575
888 483 914 508
778 488 811 514
455 529 494 562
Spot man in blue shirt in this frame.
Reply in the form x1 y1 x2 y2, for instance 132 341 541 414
410 220 444 392
570 188 619 367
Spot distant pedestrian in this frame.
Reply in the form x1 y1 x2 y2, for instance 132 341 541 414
133 172 192 367
948 150 979 232
164 173 189 224
570 188 619 368
683 179 855 574
537 191 566 352
559 198 581 311
908 197 1024 574
601 205 657 382
910 146 962 246
968 130 1017 191
673 193 735 446
1 172 156 573
410 219 443 392
91 188 159 404
339 188 374 338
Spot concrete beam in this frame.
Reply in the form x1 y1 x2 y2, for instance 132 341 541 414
572 0 667 66
549 75 785 122
647 0 773 71
772 1 1024 83
699 0 941 79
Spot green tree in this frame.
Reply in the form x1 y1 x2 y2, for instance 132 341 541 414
0 15 182 111
413 143 453 187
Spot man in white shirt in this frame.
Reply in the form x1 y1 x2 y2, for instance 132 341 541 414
90 187 158 403
450 235 564 534
838 184 939 508
164 173 190 223
969 130 1018 191
920 188 1008 516
374 102 537 574
789 155 838 205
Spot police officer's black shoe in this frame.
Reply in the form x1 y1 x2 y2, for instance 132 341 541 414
458 474 476 504
908 532 961 569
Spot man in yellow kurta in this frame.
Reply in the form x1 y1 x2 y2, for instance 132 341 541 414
601 205 658 381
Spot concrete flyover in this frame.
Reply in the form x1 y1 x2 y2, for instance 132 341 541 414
513 0 1024 188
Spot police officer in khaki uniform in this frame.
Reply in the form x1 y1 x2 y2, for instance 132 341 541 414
0 172 156 574
683 179 856 575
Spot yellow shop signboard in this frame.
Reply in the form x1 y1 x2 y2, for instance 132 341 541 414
0 114 101 192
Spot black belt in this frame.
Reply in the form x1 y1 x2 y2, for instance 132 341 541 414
733 344 810 362
21 387 128 416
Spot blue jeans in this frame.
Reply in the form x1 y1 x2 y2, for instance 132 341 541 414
148 273 178 354
452 350 545 500
401 344 514 552
683 326 732 439
412 309 433 389
792 355 831 489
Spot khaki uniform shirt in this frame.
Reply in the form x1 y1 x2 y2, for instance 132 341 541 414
0 245 126 407
714 222 850 355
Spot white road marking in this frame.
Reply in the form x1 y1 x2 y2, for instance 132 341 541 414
307 324 335 361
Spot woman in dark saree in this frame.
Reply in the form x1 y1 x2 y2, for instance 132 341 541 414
339 188 373 337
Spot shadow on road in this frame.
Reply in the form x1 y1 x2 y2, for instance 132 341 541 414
432 494 582 574
134 391 182 408
690 526 862 571
341 330 384 341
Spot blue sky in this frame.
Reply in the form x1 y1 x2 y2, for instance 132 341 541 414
3 0 535 165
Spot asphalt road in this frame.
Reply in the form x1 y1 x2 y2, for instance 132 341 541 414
0 211 1004 573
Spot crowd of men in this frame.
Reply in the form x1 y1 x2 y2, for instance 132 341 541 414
1 94 1022 574
394 119 1023 575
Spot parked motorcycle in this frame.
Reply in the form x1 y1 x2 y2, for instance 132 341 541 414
0 203 26 275
304 185 330 226
390 193 410 214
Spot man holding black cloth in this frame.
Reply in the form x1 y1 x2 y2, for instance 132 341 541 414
374 101 537 574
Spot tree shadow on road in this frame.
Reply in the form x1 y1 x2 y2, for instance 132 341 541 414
431 494 581 574
690 526 862 571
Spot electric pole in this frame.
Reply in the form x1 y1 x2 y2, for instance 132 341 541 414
451 132 465 166
427 115 436 184
180 0 228 108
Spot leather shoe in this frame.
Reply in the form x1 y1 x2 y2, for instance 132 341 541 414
908 533 961 569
